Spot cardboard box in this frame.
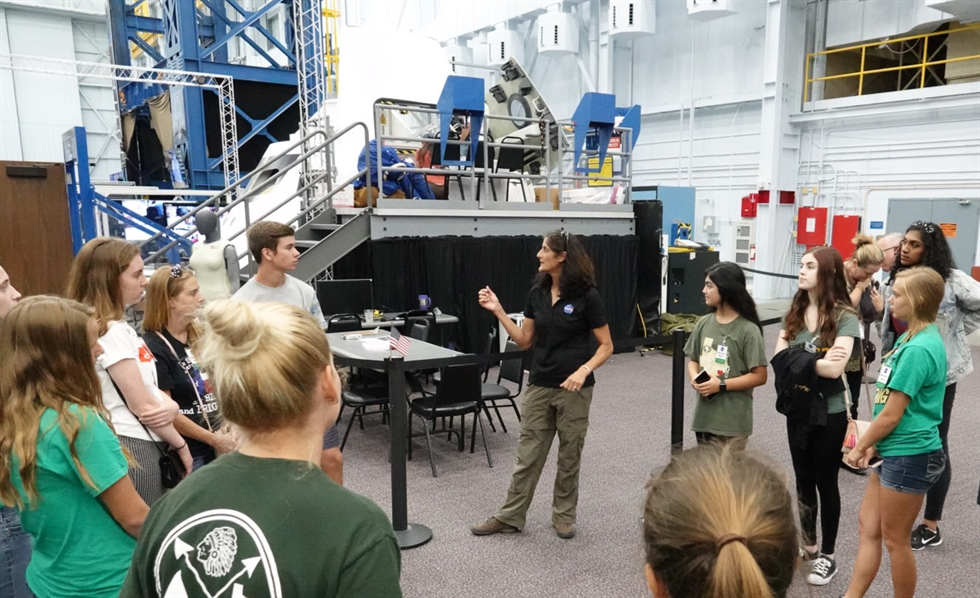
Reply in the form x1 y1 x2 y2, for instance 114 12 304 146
533 186 559 210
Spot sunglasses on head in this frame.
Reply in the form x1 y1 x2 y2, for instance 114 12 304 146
910 221 937 234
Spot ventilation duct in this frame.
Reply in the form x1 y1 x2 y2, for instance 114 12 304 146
487 27 523 66
687 0 738 21
610 0 656 39
537 11 579 56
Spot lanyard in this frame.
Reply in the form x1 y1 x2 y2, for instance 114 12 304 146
154 331 214 432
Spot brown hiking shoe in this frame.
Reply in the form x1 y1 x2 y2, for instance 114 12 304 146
553 522 576 539
470 517 519 536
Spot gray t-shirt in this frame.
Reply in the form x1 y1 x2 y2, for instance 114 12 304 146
233 275 327 329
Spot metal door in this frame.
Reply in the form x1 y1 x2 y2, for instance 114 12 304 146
887 199 978 270
930 199 978 270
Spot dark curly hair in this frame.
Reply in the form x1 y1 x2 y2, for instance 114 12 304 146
533 230 596 297
891 221 955 283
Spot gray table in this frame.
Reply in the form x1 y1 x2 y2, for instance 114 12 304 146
327 333 462 549
358 312 459 330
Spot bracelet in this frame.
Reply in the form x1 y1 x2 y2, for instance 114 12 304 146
580 364 592 373
174 443 187 451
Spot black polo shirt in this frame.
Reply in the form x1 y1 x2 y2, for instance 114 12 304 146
523 285 607 388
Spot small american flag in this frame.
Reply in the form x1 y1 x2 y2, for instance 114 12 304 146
389 328 412 356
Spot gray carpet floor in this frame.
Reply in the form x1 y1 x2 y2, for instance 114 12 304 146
340 325 980 598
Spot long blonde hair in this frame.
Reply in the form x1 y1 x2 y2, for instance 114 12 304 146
65 237 140 335
0 296 111 508
143 266 201 343
195 300 333 432
643 445 798 598
894 266 945 334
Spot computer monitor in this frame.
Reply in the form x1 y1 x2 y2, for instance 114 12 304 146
316 278 374 316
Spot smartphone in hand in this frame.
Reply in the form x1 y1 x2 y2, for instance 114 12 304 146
694 370 711 385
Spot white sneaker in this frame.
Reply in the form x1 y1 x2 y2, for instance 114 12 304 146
807 555 838 586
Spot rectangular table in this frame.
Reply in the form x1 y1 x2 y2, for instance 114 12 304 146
358 312 459 331
327 333 462 549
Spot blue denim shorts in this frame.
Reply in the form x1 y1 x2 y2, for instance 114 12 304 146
876 449 946 495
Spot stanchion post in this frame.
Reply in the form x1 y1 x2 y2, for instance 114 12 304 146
670 329 686 455
386 354 432 549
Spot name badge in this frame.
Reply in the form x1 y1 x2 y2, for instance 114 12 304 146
716 344 729 360
877 365 892 386
804 340 817 353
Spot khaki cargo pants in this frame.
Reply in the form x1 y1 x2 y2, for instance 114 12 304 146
495 384 593 529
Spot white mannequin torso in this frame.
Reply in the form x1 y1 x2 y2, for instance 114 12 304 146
189 240 232 302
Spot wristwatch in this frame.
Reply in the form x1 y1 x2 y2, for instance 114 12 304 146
718 378 727 391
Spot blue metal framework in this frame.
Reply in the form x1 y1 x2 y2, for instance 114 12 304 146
108 0 317 191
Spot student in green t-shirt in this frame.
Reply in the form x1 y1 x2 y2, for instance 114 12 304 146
0 296 149 598
774 246 859 587
684 262 768 448
121 300 402 598
843 266 948 598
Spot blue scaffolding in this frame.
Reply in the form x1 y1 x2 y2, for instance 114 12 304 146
107 0 324 191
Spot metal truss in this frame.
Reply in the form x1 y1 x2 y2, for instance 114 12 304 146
293 0 329 214
0 52 240 195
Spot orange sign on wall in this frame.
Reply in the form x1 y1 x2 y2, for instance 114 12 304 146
940 223 957 238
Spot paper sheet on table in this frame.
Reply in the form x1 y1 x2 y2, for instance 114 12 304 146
361 337 392 352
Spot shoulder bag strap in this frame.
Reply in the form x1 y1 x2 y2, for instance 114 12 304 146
105 372 169 459
153 332 214 432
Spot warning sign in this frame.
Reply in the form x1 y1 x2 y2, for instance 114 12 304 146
586 157 613 187
940 223 957 238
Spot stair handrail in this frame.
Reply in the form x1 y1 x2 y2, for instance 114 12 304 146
144 121 371 264
138 128 331 254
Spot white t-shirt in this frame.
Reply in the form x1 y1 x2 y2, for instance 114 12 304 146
233 275 327 329
97 320 164 441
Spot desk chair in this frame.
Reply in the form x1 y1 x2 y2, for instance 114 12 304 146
408 363 491 477
479 340 526 433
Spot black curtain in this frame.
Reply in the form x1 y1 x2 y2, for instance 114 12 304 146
333 235 637 353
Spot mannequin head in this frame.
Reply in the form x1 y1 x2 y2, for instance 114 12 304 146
196 209 221 243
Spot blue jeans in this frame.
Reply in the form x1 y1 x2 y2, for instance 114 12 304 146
0 506 34 598
191 451 216 472
877 449 947 495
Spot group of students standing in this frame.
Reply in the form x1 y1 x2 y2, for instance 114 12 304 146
0 216 977 598
0 223 402 598
671 221 979 598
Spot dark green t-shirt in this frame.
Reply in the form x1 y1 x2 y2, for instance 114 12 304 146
873 325 946 457
684 314 768 437
783 309 860 414
120 452 402 598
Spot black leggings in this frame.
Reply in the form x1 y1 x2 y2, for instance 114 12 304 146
788 412 848 555
845 369 865 420
924 383 956 522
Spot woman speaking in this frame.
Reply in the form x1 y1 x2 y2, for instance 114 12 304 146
471 230 612 540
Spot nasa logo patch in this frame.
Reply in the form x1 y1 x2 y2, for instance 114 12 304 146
563 304 574 315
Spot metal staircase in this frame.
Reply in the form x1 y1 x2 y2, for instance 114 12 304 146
139 122 373 283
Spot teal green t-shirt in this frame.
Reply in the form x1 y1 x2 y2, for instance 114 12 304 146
873 324 946 457
684 313 768 437
10 405 134 598
784 308 860 414
120 451 402 598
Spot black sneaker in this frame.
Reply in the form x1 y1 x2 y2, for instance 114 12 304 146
910 523 942 550
806 555 838 586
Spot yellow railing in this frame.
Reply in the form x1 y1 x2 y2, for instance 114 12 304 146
804 22 980 103
323 0 340 95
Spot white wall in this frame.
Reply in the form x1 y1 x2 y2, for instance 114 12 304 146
0 3 119 179
825 0 953 48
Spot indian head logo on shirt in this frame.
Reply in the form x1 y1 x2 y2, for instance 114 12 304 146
154 510 281 598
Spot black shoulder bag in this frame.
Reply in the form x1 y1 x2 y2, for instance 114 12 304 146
108 375 184 488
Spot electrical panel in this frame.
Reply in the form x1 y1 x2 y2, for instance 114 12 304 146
487 28 523 66
734 221 756 267
609 1 656 39
537 12 579 56
797 207 828 247
831 214 861 258
687 0 738 21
